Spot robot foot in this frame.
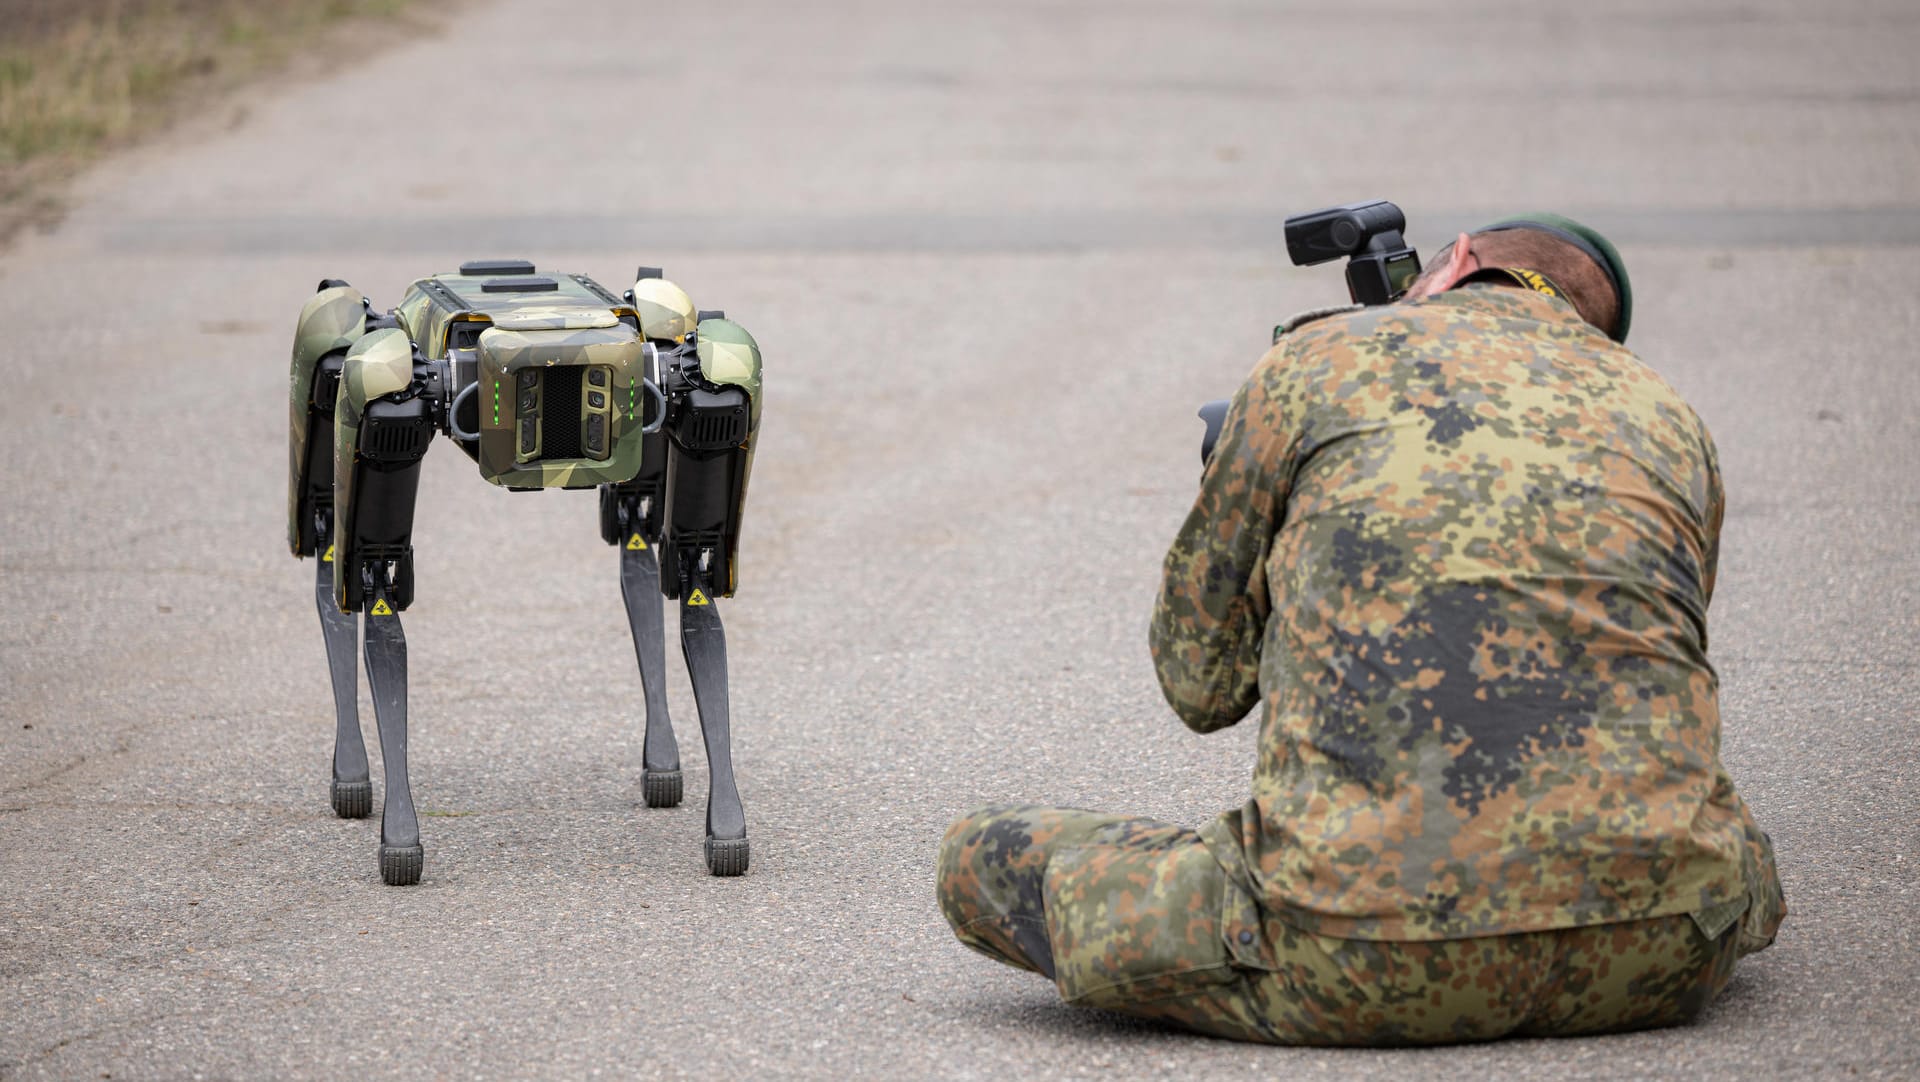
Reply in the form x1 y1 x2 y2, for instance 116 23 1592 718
330 778 373 819
643 768 684 808
379 843 425 886
705 836 749 877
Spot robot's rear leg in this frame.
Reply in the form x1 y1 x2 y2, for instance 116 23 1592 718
605 480 683 808
679 582 747 876
315 515 371 818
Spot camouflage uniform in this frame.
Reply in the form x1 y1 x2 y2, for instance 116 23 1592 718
937 285 1784 1044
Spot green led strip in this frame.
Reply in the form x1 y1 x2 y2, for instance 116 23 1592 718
628 382 635 421
493 381 501 425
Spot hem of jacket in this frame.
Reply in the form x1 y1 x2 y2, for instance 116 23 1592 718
1197 812 1752 944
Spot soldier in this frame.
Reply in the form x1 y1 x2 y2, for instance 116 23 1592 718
935 215 1785 1044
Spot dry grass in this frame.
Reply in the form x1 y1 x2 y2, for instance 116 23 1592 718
0 0 424 241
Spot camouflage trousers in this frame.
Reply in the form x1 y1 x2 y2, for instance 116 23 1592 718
936 804 1768 1046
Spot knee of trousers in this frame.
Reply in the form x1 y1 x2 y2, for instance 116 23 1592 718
1041 830 1266 1012
936 805 1183 951
935 805 1047 934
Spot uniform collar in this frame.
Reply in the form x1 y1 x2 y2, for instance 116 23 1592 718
1274 283 1601 342
1416 281 1598 332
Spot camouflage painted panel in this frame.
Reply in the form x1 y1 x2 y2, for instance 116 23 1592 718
474 324 650 489
394 284 438 356
697 317 763 425
287 285 365 555
632 277 696 342
1154 285 1758 940
432 270 616 315
489 306 620 332
330 328 412 610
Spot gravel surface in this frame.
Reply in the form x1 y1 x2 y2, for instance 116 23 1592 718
1 1 1915 1078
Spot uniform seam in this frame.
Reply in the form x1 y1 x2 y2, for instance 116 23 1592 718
1059 961 1238 1004
955 914 1045 934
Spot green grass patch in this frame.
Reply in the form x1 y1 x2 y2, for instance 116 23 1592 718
0 0 426 238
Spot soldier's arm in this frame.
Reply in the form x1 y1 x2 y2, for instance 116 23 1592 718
1701 429 1726 608
1149 352 1295 734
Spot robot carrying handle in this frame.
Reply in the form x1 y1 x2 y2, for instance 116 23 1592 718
637 378 667 435
447 381 482 441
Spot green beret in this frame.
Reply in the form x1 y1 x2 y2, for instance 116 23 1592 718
1480 213 1632 343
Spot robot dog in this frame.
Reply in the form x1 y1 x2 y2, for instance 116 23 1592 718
287 261 761 884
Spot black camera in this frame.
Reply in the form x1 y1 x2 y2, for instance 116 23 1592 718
1197 201 1421 465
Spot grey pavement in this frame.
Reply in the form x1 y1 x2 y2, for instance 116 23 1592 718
2 0 1917 1078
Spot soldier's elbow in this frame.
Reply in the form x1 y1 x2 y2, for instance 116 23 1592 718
1155 673 1244 735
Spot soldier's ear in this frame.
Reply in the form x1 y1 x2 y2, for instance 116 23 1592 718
1404 233 1477 301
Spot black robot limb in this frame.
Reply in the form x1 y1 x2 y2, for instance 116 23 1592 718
313 511 370 819
657 344 756 876
602 434 685 808
334 332 436 885
600 297 761 869
679 579 747 876
362 579 421 887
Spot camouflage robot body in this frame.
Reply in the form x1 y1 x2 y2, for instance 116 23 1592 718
392 269 654 490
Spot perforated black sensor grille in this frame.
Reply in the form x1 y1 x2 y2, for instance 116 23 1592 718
542 367 584 459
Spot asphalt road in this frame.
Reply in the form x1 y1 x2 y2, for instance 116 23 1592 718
2 1 1916 1078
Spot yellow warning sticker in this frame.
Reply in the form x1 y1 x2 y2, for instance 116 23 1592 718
686 588 711 607
370 599 394 616
322 543 335 563
626 534 648 551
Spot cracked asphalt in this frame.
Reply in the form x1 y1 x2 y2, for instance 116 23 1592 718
1 1 1916 1078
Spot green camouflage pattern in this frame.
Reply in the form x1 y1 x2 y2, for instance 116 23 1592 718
937 804 1755 1045
393 284 442 357
631 276 697 342
286 285 366 555
1149 284 1784 944
474 323 651 489
395 271 641 359
490 307 620 333
287 267 765 599
330 327 414 610
697 317 763 425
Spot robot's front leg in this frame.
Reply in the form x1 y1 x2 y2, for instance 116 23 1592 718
679 579 747 876
332 327 434 885
362 580 420 887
